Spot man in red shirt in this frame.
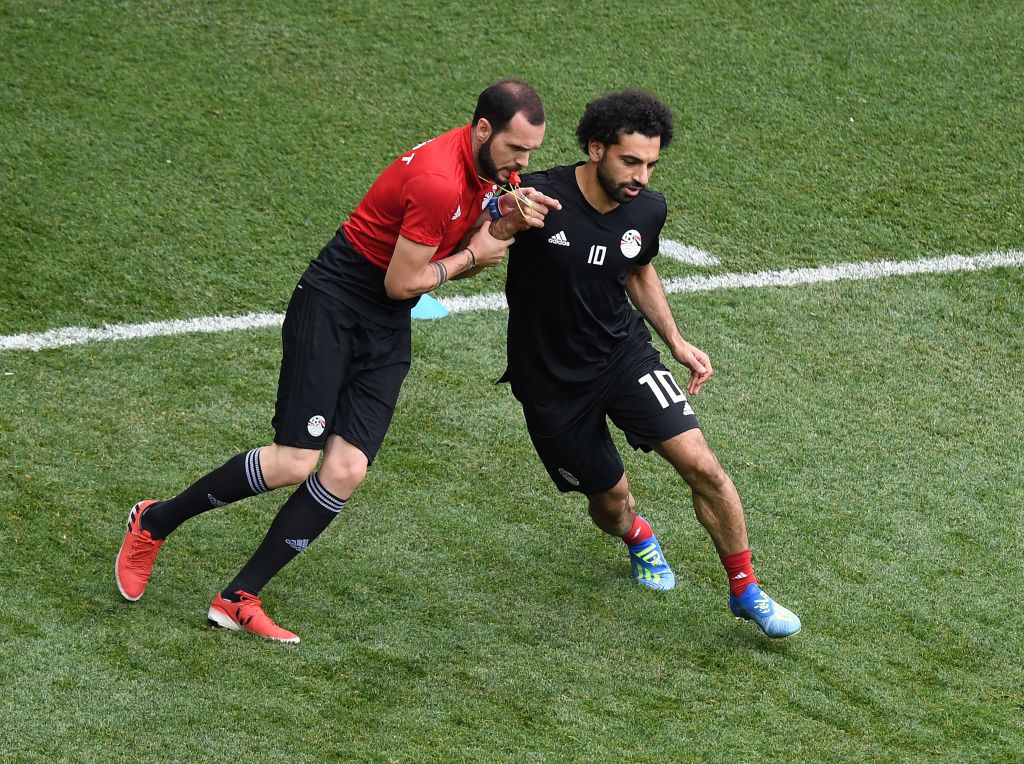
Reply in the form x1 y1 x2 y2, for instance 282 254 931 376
116 79 560 643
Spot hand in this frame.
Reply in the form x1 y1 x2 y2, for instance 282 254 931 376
674 342 713 395
468 220 514 268
492 186 561 237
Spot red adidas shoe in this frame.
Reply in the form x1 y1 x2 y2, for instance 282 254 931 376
208 591 300 644
115 500 164 601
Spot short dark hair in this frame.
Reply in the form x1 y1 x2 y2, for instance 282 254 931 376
576 90 674 153
472 78 545 133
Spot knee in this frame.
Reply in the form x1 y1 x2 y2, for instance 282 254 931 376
263 445 320 488
685 448 730 491
589 485 632 520
318 450 368 495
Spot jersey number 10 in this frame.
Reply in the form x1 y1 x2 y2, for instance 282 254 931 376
638 370 686 409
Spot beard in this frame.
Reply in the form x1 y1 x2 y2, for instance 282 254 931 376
477 135 503 184
597 158 644 205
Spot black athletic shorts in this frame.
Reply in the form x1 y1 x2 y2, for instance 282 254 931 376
512 353 700 495
272 279 411 463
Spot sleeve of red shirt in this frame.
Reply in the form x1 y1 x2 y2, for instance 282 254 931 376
398 172 461 248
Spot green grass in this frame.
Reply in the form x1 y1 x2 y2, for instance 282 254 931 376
2 1 1023 762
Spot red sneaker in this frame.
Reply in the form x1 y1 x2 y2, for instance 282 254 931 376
115 500 164 601
208 591 300 644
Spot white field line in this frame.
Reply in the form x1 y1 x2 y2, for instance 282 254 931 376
2 250 1022 352
661 251 1024 294
661 239 720 265
0 313 284 352
437 250 1024 316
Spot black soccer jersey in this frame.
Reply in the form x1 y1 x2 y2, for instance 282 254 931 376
503 163 668 397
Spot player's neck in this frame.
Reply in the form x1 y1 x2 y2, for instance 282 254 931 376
575 164 619 214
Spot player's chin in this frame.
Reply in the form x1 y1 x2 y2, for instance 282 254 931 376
618 185 643 203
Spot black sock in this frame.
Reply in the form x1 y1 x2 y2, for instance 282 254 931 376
222 472 346 600
142 448 270 539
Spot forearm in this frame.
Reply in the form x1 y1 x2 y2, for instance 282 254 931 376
386 216 513 299
447 218 486 280
627 265 713 394
643 300 687 355
627 269 687 354
417 247 479 294
386 246 478 300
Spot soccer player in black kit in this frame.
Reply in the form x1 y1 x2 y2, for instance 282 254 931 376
502 91 801 638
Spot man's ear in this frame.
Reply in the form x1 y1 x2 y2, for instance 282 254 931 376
474 118 493 144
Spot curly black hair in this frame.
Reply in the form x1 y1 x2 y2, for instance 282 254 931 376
575 90 673 153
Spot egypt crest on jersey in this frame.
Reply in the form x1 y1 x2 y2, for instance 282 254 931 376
620 229 643 258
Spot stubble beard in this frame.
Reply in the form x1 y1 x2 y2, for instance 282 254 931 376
597 157 643 205
477 136 503 184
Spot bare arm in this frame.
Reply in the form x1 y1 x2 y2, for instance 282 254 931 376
448 186 562 281
625 261 713 395
384 221 512 300
447 213 488 281
386 186 562 296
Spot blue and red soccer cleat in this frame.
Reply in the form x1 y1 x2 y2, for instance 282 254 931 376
627 534 676 591
729 583 801 638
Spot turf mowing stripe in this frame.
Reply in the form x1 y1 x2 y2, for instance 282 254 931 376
2 251 1022 352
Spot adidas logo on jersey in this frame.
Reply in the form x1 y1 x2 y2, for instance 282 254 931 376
548 230 570 246
450 204 462 221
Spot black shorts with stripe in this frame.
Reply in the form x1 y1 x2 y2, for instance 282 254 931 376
272 279 410 464
511 349 700 495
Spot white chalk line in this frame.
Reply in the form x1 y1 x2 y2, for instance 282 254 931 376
660 240 720 265
432 250 1024 316
2 250 1022 352
0 313 286 353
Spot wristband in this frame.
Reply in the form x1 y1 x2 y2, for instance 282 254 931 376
486 195 502 221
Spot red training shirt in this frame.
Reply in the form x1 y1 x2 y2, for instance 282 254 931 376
342 125 493 269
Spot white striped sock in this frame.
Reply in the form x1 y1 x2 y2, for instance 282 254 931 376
245 448 269 494
305 472 347 514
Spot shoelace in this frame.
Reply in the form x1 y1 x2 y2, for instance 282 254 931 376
232 591 268 621
235 591 262 607
230 592 271 630
126 532 161 569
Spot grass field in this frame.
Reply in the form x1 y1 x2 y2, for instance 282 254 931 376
2 1 1023 762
